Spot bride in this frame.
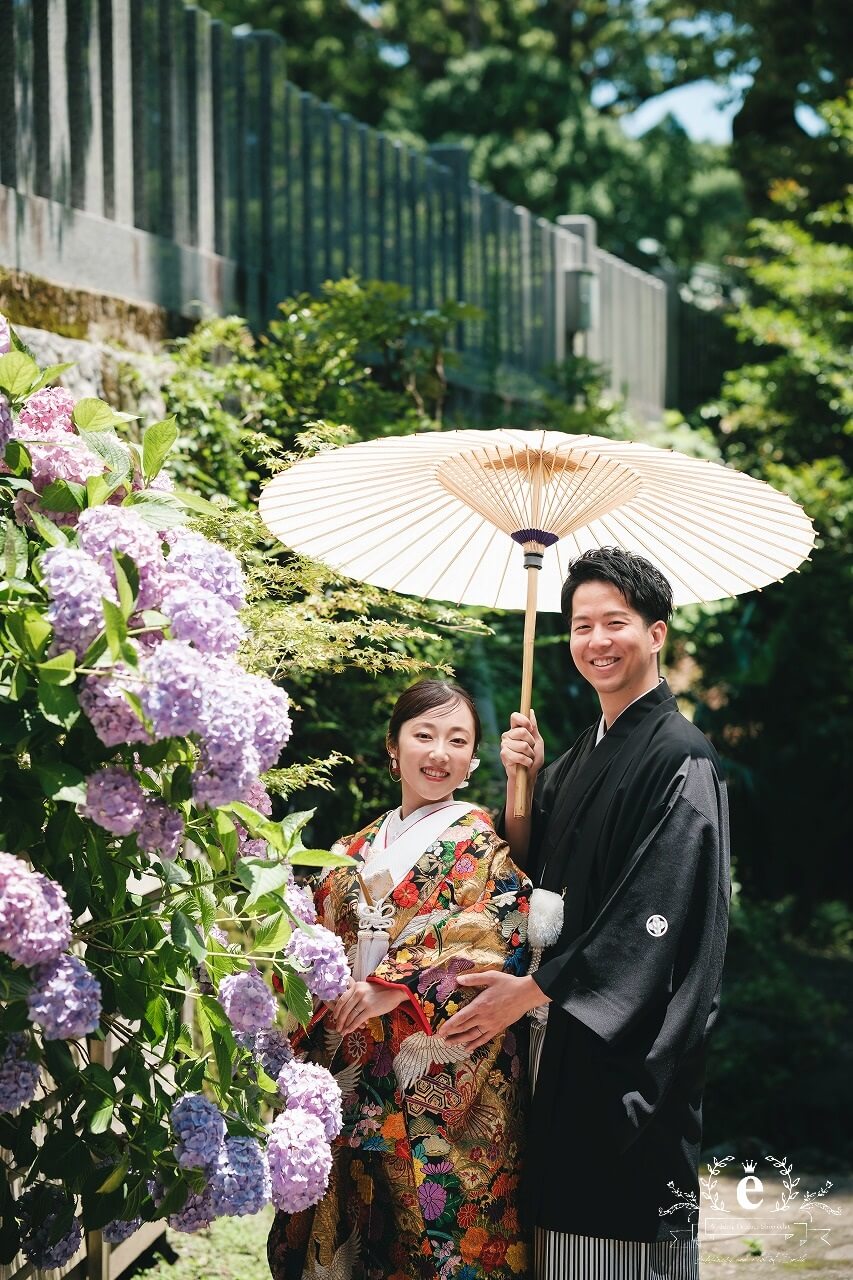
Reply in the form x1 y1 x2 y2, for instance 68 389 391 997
268 679 531 1280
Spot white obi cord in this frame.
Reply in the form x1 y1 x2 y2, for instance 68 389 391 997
353 898 396 982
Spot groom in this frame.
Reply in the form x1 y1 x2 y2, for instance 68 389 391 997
441 547 730 1279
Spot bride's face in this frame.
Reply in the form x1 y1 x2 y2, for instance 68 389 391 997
392 700 477 815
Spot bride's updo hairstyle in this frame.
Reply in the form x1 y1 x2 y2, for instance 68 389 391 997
387 680 482 753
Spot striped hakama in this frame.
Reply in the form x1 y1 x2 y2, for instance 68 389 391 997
528 1021 699 1280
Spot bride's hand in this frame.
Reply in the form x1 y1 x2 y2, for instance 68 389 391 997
331 980 408 1035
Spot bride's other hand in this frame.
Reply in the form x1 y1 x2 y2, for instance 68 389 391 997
332 980 408 1035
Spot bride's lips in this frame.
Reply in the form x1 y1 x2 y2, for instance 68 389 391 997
421 767 450 779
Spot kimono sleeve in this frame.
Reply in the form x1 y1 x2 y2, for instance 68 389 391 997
535 756 730 1146
369 827 531 1035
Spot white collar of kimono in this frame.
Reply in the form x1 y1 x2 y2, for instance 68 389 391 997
378 799 459 851
595 677 665 746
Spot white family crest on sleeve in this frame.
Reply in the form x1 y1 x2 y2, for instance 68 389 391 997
646 913 669 937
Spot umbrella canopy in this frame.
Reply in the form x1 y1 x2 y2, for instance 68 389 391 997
259 429 815 814
259 429 814 610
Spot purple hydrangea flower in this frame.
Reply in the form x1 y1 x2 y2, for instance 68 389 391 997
27 954 102 1040
102 1217 142 1245
17 387 75 438
285 925 350 1003
170 1093 226 1170
137 798 183 861
239 673 292 770
0 1033 40 1114
169 1182 216 1234
78 668 152 747
0 852 72 966
277 1061 342 1140
77 505 166 611
235 780 273 859
253 1026 293 1078
81 767 147 837
218 964 276 1033
0 394 12 453
285 884 316 926
0 314 10 354
192 743 260 811
27 439 105 496
267 1109 332 1212
162 580 245 657
17 1185 83 1271
138 640 208 738
42 546 117 657
209 1136 271 1217
165 529 246 610
244 779 273 816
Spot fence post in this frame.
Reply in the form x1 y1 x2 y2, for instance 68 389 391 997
557 213 599 363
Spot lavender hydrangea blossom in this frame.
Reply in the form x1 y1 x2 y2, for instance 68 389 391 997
162 580 245 657
0 313 10 354
27 954 102 1040
209 1136 271 1217
169 1182 216 1234
238 672 292 769
77 505 166 611
81 767 147 837
78 668 152 747
277 1061 342 1140
284 883 317 925
17 1185 83 1271
253 1026 293 1079
285 925 350 1003
138 640 209 738
17 387 76 438
218 964 277 1033
42 546 117 657
235 779 273 859
1 394 13 453
0 852 71 966
101 1217 142 1245
165 529 246 610
170 1093 226 1170
267 1109 332 1212
0 1033 40 1114
137 798 183 860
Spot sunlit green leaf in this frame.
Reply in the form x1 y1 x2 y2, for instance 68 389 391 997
142 416 179 482
0 351 39 399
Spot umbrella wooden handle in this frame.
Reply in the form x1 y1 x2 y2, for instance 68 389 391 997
513 556 540 819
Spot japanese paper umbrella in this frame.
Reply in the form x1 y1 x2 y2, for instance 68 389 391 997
258 429 815 816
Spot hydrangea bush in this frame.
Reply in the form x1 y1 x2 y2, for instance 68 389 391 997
0 323 351 1268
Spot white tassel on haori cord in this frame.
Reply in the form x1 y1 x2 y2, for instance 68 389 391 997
352 898 395 982
526 886 564 1025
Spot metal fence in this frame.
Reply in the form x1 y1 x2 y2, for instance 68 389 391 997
0 0 667 414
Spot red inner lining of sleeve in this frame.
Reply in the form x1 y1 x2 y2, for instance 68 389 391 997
368 975 433 1036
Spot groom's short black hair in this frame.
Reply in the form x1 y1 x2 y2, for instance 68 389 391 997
560 547 674 628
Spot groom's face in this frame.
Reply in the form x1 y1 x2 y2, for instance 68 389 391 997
568 580 665 699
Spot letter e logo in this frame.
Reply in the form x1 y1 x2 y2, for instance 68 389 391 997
736 1174 764 1209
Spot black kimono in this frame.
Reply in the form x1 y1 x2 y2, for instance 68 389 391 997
519 680 730 1244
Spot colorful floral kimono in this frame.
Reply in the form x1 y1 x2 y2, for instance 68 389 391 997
268 805 532 1280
